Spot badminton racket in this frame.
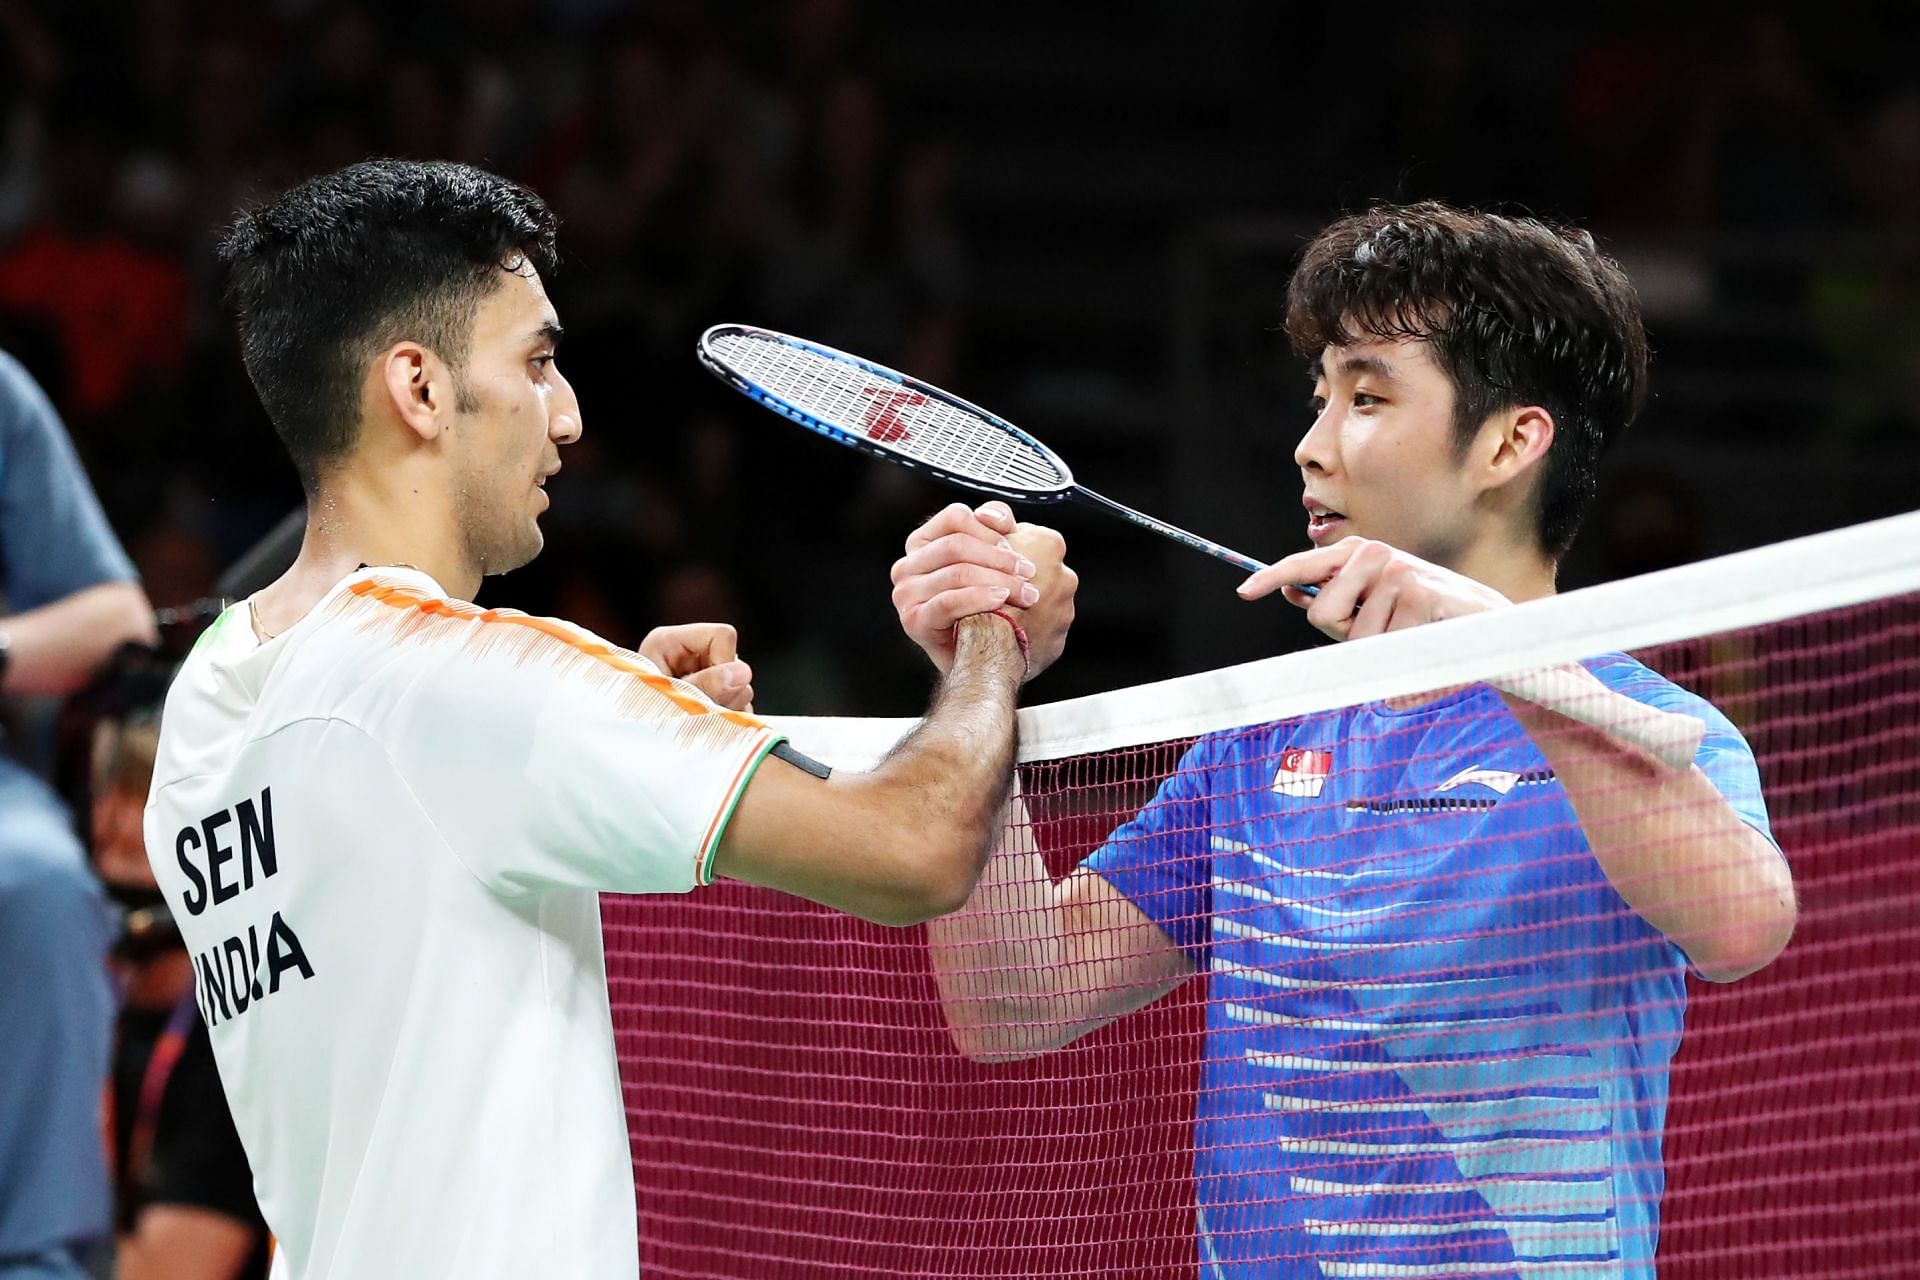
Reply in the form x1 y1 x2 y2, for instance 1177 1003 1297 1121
697 323 1704 769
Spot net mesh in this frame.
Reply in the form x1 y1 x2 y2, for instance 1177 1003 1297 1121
705 329 1070 491
603 527 1920 1278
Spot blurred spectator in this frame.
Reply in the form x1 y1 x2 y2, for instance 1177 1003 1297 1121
0 114 189 422
0 1 58 241
759 73 964 364
1 1 1914 711
0 349 156 1279
1674 9 1854 232
1564 464 1709 588
130 519 220 614
1810 84 1920 441
1563 15 1695 226
91 713 270 1280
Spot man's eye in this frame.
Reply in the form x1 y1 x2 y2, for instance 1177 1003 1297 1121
1353 392 1383 408
531 356 554 376
1307 396 1328 415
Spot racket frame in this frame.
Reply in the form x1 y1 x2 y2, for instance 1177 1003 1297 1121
697 324 1077 504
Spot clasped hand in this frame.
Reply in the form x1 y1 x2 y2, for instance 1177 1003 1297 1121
892 501 1077 680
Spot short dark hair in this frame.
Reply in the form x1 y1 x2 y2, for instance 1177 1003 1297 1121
1284 201 1648 558
219 159 558 489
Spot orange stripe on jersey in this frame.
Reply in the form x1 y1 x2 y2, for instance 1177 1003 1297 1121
344 578 765 731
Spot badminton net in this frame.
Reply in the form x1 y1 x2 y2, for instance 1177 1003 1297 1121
604 510 1920 1278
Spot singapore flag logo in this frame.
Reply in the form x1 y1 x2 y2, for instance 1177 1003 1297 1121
1272 748 1333 798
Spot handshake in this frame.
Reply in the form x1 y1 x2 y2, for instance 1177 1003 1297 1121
640 500 1075 710
889 501 1078 683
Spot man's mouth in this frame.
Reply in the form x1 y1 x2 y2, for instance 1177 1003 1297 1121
1305 502 1347 542
1306 501 1345 525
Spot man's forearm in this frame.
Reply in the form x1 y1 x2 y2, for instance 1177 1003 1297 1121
926 794 1074 1059
887 614 1025 870
1505 690 1796 981
1 580 157 695
711 613 1026 926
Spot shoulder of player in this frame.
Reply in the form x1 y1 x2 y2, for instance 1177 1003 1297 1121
1584 652 1708 712
149 573 479 769
306 569 711 725
307 569 564 675
1583 652 1750 745
318 568 614 664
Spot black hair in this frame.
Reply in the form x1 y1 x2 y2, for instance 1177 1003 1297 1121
219 159 558 489
1285 201 1648 558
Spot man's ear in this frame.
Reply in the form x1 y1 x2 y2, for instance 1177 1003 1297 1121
1482 403 1555 492
377 342 452 443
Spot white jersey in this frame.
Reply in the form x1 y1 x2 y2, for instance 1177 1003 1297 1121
144 567 782 1279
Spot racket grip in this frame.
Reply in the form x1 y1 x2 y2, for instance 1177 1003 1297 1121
1491 665 1705 771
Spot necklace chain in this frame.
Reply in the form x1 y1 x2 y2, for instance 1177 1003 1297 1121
248 595 282 642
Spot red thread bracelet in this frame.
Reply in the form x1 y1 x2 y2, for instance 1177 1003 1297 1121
984 608 1031 679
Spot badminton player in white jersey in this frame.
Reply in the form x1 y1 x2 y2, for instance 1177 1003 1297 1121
895 203 1798 1277
142 159 1075 1280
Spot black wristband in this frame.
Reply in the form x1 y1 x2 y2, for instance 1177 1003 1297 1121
770 740 832 780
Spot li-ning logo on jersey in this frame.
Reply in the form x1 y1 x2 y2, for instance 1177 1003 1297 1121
1272 748 1333 798
1346 765 1556 814
1437 766 1524 795
861 388 923 443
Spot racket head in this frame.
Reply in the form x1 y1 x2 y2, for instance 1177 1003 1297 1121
697 324 1076 502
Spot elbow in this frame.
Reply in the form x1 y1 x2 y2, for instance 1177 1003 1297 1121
94 581 161 654
1693 894 1798 984
82 583 159 680
917 867 980 924
867 878 973 929
953 1034 1045 1065
941 1001 1055 1064
116 584 161 649
865 834 988 928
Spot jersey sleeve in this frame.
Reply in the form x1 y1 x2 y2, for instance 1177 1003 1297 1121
1081 737 1215 964
1691 715 1772 847
1614 666 1776 848
334 581 784 897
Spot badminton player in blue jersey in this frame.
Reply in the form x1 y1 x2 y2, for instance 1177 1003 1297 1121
894 202 1797 1278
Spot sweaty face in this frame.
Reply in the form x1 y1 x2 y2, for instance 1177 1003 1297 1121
1295 337 1482 568
446 261 581 577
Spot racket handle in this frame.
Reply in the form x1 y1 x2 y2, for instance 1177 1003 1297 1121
1069 486 1267 574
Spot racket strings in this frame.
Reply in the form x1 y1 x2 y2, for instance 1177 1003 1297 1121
710 332 1068 491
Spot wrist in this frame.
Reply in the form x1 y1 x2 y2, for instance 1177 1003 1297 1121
984 608 1031 680
952 611 1028 681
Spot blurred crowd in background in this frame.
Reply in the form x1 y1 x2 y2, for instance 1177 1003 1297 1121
1 0 1916 717
0 4 1916 1276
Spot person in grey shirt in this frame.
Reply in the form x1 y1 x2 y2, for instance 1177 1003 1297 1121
0 349 156 1279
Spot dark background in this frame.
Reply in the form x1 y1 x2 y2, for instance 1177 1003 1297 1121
3 0 1915 714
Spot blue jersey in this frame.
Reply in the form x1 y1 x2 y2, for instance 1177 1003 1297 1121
1084 655 1773 1279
